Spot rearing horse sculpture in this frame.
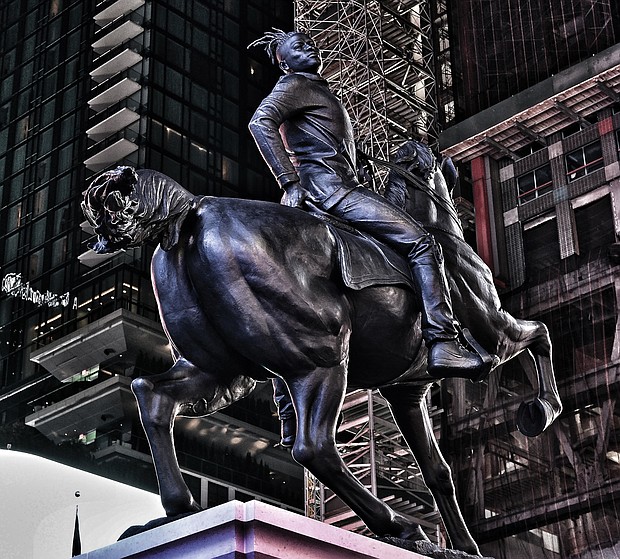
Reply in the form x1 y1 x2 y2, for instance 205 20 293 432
81 140 561 556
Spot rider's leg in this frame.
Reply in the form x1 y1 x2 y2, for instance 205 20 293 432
328 187 488 380
272 377 296 447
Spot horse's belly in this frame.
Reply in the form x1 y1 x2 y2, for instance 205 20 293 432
347 285 424 387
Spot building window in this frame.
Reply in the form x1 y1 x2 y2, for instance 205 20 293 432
537 286 617 377
517 163 552 204
574 195 616 255
514 141 545 159
565 141 604 181
561 114 598 138
523 214 559 274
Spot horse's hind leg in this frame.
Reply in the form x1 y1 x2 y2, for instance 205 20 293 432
132 358 215 516
380 383 480 556
287 366 429 541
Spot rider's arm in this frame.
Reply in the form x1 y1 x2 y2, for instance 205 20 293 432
248 75 303 189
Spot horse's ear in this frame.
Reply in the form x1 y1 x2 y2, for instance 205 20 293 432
441 156 458 192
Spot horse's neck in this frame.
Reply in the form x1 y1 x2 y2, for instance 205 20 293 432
139 170 197 249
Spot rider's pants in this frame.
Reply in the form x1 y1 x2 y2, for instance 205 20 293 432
328 186 458 346
273 377 295 420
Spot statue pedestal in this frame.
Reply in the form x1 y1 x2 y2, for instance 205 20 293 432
77 499 427 558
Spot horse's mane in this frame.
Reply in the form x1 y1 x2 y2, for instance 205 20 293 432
82 167 141 253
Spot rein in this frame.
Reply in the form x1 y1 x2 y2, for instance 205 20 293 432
360 151 463 233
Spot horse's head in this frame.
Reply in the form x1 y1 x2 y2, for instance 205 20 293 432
82 166 195 254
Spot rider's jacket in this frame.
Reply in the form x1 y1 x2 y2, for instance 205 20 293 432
249 72 359 209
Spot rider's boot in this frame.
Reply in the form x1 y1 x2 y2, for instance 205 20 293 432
409 240 492 382
280 415 296 448
428 338 489 381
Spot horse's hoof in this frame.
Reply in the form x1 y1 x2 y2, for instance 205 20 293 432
162 495 202 518
516 398 556 437
378 536 490 558
118 510 199 540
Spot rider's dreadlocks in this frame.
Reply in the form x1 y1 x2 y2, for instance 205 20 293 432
247 28 298 64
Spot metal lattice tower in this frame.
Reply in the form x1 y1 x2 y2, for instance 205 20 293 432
303 388 443 542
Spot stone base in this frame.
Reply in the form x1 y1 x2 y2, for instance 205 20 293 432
75 500 429 558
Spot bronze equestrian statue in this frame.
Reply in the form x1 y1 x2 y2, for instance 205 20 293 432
81 144 562 555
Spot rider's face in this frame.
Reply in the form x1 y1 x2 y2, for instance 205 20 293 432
277 33 322 74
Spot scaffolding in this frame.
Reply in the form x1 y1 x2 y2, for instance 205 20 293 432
294 0 446 168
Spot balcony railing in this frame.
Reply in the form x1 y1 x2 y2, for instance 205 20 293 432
92 11 145 55
94 0 145 28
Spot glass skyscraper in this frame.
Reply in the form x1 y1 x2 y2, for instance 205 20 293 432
1 0 303 510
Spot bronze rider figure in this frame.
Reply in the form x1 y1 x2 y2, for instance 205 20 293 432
248 30 490 444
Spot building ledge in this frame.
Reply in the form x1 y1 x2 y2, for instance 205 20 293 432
93 21 143 55
91 48 142 83
84 137 138 172
24 375 135 444
93 441 152 464
440 43 620 161
30 309 169 380
86 107 140 142
78 248 117 268
89 77 141 112
94 0 145 27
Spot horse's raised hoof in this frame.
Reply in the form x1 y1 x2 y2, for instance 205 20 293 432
516 398 557 437
378 536 492 558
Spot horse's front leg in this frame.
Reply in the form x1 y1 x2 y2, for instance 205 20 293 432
132 358 212 516
286 366 428 541
381 384 481 556
515 321 562 436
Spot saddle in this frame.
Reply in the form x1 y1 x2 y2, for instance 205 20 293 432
306 207 415 291
307 207 497 380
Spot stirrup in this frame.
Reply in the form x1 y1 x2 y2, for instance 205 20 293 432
459 328 498 382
